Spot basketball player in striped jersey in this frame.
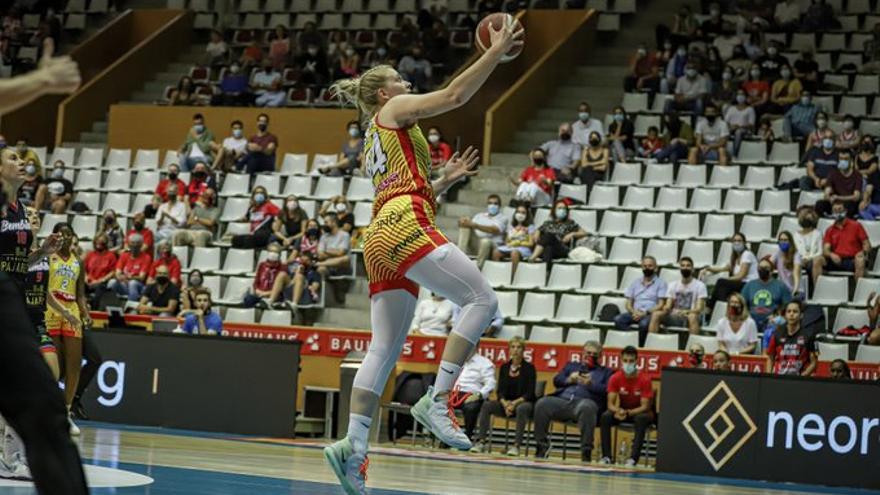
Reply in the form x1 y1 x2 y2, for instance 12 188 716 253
323 21 523 494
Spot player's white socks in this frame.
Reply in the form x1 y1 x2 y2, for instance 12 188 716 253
432 361 462 400
348 413 372 454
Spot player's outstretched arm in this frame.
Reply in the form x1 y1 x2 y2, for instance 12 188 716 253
382 21 523 127
433 146 480 197
0 45 80 115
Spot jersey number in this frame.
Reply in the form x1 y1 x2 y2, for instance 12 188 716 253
364 132 388 178
16 231 27 245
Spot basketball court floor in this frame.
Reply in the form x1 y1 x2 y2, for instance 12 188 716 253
0 423 872 494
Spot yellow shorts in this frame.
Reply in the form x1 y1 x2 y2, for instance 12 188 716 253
363 194 448 298
46 301 81 338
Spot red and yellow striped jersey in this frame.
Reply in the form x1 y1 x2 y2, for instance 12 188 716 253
363 115 435 215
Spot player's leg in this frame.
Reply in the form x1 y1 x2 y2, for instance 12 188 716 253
61 333 82 409
407 243 498 449
72 331 102 419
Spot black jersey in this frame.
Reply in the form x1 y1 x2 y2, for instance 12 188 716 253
0 200 34 289
24 255 49 325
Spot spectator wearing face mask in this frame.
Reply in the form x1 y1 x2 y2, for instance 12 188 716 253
83 234 118 309
316 212 352 277
491 205 535 276
666 63 708 115
214 120 248 172
805 111 832 151
147 241 182 287
319 121 364 176
783 91 819 140
685 342 706 368
615 256 667 344
397 46 433 92
755 42 787 81
155 163 186 202
656 111 693 163
741 258 792 333
14 138 42 175
540 123 581 182
817 150 862 217
638 126 665 159
97 209 124 254
244 243 287 308
126 211 155 253
771 230 805 296
794 50 819 92
510 149 556 207
649 257 706 335
712 350 732 371
578 131 609 192
185 162 217 206
725 89 756 157
268 250 323 309
716 292 758 355
607 107 635 163
364 43 392 69
623 44 660 93
661 44 689 94
181 288 223 335
742 65 770 110
16 159 44 208
813 199 870 283
410 293 455 336
137 265 180 317
293 219 322 259
856 137 877 177
156 185 190 243
835 115 860 153
710 66 738 110
702 232 759 308
781 130 838 191
529 201 587 263
204 29 229 67
688 104 729 165
178 114 217 172
251 59 282 99
295 43 329 86
234 186 280 249
698 3 725 40
793 205 822 269
272 195 309 248
458 194 509 267
241 114 278 175
334 42 361 79
765 301 817 376
240 32 264 70
860 155 880 220
255 79 286 108
319 196 355 233
180 269 206 311
426 127 453 168
213 64 251 107
42 160 73 213
571 103 604 148
756 64 801 119
108 234 152 301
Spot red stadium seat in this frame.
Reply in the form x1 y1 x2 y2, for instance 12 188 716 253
287 88 312 107
450 30 472 49
354 30 377 48
189 66 210 84
281 68 300 87
232 29 253 46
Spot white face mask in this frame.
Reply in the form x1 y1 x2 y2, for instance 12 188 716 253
267 252 280 262
514 212 527 222
428 134 440 144
286 200 298 210
335 202 347 213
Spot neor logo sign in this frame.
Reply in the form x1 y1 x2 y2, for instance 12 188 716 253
683 381 757 471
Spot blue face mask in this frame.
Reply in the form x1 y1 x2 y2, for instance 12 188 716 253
773 315 786 327
623 362 637 375
779 241 791 252
736 94 746 104
254 193 266 204
823 138 834 149
578 112 590 121
487 204 499 215
613 113 624 122
838 160 850 170
194 124 205 133
555 208 568 220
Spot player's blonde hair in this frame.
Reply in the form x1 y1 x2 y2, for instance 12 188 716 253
329 65 396 119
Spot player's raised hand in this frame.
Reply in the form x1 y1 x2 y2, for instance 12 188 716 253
38 43 81 95
488 16 524 56
41 233 62 256
441 146 480 183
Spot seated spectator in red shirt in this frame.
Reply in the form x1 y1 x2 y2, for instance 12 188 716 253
243 243 286 308
812 199 870 284
185 161 218 206
599 346 654 466
155 163 187 202
765 301 818 376
83 234 118 309
815 151 861 218
638 126 665 159
624 43 660 93
240 113 278 175
266 251 323 309
125 211 155 253
427 126 453 168
509 148 556 207
107 233 152 301
147 241 182 287
232 185 281 249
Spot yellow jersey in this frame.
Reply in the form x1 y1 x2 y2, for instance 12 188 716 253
363 115 435 215
47 253 80 305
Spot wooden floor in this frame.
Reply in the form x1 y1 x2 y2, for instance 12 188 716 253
0 424 868 495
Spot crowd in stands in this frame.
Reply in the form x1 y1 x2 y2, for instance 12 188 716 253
1 4 63 76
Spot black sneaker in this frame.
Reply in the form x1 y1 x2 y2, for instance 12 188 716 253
535 447 549 459
71 401 89 421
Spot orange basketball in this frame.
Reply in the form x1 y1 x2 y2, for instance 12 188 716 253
475 12 524 63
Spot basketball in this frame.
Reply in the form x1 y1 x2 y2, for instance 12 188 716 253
475 13 524 63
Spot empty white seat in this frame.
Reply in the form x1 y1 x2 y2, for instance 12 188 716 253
260 309 291 326
607 238 643 265
496 291 518 318
646 239 678 266
768 142 800 164
100 170 131 191
102 193 131 215
739 215 772 241
132 170 160 192
189 247 221 272
676 164 706 187
283 176 313 197
852 74 879 95
552 294 593 325
570 210 597 232
617 266 642 293
701 214 735 240
73 191 100 213
514 292 555 323
37 214 67 238
603 329 638 348
666 213 700 239
312 176 344 200
353 201 372 227
832 307 869 333
219 197 250 222
73 169 101 190
742 166 774 189
644 333 679 350
346 177 374 202
838 96 867 116
689 188 721 212
558 184 587 204
855 344 880 363
481 261 512 288
723 189 755 213
509 263 547 289
810 276 849 306
598 210 632 237
311 153 338 172
580 265 619 294
496 325 525 341
105 148 131 169
609 162 641 185
707 301 727 330
215 276 253 305
253 174 282 197
852 278 880 307
736 141 767 163
621 93 648 113
131 193 153 214
220 174 251 197
655 187 687 211
685 334 719 354
546 264 583 292
621 186 654 210
758 190 791 215
643 163 673 186
217 248 255 275
529 325 564 343
224 307 256 323
708 165 741 188
565 327 601 345
77 148 104 168
280 153 308 175
631 211 665 238
71 215 98 240
50 147 76 167
816 341 849 362
587 185 619 208
859 220 880 247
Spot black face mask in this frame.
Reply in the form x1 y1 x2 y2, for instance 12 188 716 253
863 143 874 152
189 277 202 287
257 123 268 132
589 139 601 146
758 268 771 281
168 172 178 181
133 222 145 230
193 171 207 180
321 225 332 233
307 228 320 237
706 115 718 124
680 268 692 279
559 133 571 141
799 217 815 228
533 158 545 165
156 275 170 285
642 268 654 278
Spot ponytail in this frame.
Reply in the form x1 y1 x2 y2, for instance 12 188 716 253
329 64 395 123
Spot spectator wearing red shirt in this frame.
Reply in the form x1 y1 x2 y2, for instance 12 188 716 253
812 199 870 283
83 234 118 309
155 163 187 202
107 233 152 301
765 301 818 376
624 43 660 93
510 148 556 207
742 66 770 109
125 211 155 253
427 126 453 168
234 185 280 249
599 346 654 466
242 243 285 307
185 161 218 206
147 241 182 286
240 113 278 174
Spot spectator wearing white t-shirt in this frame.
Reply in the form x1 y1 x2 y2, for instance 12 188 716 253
649 257 707 335
689 104 730 165
702 233 759 309
571 101 605 147
715 293 759 355
410 294 455 336
457 194 510 267
793 205 823 272
724 89 756 157
251 60 282 97
156 184 190 243
214 120 249 172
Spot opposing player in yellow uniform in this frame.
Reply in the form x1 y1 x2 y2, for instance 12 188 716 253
323 21 523 495
44 222 90 435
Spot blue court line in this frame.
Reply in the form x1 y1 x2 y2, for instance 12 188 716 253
83 422 880 495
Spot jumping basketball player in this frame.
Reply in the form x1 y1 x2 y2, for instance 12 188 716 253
323 21 522 494
0 47 88 494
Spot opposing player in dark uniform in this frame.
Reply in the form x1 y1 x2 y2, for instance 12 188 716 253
0 46 88 494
